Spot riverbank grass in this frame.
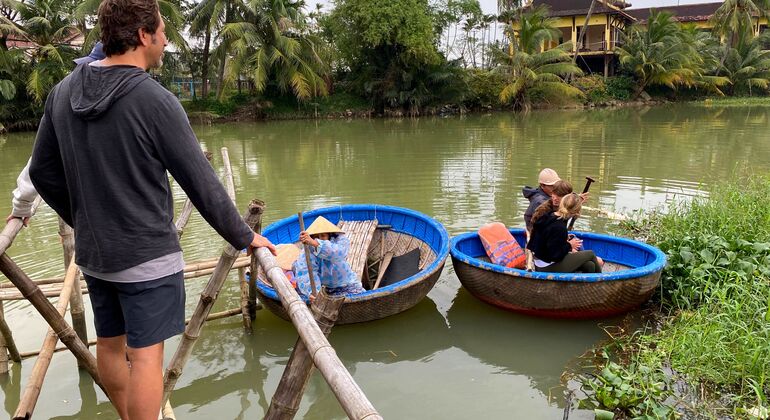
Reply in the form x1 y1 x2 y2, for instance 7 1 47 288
580 175 770 418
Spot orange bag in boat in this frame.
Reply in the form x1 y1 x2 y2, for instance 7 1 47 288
478 222 526 269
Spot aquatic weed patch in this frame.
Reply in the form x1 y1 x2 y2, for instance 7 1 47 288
579 349 676 419
579 175 770 418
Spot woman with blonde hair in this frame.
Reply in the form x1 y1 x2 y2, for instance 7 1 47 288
526 193 602 273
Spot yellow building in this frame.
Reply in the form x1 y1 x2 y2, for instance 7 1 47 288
517 0 636 76
518 1 767 77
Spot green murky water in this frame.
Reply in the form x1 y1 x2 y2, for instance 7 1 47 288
1 103 769 419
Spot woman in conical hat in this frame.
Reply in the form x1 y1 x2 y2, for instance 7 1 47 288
293 216 365 299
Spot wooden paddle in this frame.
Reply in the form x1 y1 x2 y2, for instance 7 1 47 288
567 176 595 231
372 252 394 290
298 212 318 298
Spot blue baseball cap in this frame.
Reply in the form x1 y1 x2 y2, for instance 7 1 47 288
73 42 106 65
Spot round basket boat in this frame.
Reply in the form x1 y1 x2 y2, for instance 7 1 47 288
450 228 666 318
255 204 450 324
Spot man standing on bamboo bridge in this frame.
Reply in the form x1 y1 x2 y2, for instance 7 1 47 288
27 0 276 418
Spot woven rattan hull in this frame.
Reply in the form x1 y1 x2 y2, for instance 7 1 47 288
258 260 445 324
255 204 450 324
450 228 667 319
451 256 660 318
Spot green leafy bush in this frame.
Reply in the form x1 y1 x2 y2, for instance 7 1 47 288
605 76 635 101
464 69 507 109
573 75 610 103
590 175 770 417
579 351 676 419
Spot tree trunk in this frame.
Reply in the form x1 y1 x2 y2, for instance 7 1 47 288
201 22 212 99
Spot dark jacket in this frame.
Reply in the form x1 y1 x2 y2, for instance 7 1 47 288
526 212 571 263
522 186 550 231
29 64 253 273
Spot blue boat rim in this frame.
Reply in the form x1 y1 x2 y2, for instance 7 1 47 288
256 204 450 302
450 229 667 283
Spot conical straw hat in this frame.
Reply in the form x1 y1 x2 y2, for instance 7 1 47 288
275 244 301 271
305 216 342 236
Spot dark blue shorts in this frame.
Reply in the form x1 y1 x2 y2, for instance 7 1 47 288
83 271 185 348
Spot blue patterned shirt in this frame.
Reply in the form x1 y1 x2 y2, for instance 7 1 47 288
293 234 359 298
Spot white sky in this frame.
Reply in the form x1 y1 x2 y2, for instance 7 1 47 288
304 0 723 14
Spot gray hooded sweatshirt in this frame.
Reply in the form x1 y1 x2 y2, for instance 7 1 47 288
29 64 253 273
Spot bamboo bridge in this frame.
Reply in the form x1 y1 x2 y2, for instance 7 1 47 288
0 147 382 419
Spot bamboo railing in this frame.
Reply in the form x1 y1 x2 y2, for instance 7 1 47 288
58 219 87 368
14 254 81 419
265 291 345 419
220 147 253 331
161 199 265 405
254 247 383 420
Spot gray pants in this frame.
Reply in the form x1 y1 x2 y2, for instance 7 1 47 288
537 250 602 274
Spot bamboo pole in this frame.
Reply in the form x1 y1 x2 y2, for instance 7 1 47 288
220 146 252 332
161 200 264 405
161 399 176 420
175 199 195 238
297 213 318 298
248 200 265 321
1 256 251 290
0 196 42 256
0 254 104 394
0 306 7 374
14 254 80 419
254 247 382 420
0 300 20 365
175 151 213 238
265 291 344 420
58 218 88 369
18 308 243 359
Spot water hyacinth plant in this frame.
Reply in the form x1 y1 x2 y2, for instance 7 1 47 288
580 174 770 418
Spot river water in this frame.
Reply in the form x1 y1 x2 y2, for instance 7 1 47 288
1 103 769 419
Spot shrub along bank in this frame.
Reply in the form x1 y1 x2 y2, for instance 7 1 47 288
578 175 770 419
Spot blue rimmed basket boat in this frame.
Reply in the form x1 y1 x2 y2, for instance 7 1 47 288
255 204 450 324
450 228 666 318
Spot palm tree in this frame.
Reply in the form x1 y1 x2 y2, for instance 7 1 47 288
12 0 79 103
220 0 329 101
494 6 583 111
187 0 247 99
717 32 770 95
711 0 770 48
617 11 698 98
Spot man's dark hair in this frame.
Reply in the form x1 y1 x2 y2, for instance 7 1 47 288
98 0 160 57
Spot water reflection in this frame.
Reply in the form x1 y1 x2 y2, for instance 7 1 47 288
446 289 619 403
2 104 770 418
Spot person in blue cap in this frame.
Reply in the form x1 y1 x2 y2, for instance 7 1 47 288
5 42 106 226
74 41 106 66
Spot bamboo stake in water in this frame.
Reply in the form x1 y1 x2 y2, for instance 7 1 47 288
265 290 345 420
58 218 88 368
0 300 20 373
297 213 317 297
175 151 213 238
0 254 103 396
14 255 81 419
254 247 381 420
162 200 264 405
220 146 252 332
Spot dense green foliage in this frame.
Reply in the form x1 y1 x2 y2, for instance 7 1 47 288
493 5 582 110
581 176 770 418
4 0 770 128
322 0 457 112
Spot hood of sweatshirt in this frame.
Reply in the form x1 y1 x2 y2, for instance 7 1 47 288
69 64 150 120
522 186 545 200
